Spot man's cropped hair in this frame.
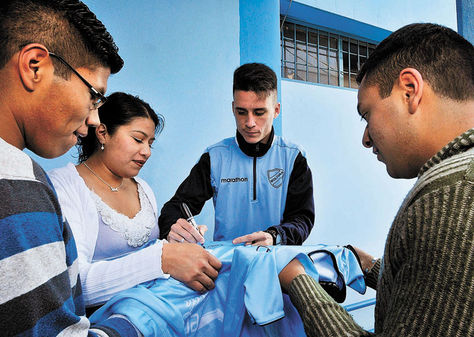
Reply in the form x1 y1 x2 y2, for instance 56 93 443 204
357 23 474 100
0 0 123 76
233 63 278 97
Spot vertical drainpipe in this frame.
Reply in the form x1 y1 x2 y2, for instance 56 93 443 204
239 0 282 136
456 0 474 44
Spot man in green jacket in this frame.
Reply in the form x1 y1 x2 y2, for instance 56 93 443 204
279 23 474 337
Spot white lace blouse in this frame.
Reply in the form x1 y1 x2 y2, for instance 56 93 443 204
92 183 158 260
48 163 169 306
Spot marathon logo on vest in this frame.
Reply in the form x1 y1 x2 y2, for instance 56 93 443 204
267 168 285 188
220 177 248 183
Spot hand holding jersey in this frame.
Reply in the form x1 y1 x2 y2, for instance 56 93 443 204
169 224 275 247
232 230 274 246
162 242 221 292
168 219 276 247
278 258 307 292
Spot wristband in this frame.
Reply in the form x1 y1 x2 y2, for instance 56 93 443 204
264 229 281 245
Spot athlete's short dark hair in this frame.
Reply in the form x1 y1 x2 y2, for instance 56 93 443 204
233 63 278 96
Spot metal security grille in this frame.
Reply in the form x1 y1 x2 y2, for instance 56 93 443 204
281 19 376 89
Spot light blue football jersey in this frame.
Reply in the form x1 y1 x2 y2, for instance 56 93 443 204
90 242 365 337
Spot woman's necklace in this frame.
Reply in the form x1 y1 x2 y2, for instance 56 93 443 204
83 162 124 192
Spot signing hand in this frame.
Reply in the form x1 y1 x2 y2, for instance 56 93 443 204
167 218 207 244
162 242 221 292
232 230 273 246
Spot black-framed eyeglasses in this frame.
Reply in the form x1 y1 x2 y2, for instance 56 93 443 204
49 52 107 110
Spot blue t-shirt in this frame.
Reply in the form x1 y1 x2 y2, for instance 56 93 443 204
90 242 365 337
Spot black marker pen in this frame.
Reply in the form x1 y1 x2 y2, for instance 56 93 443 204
181 202 200 233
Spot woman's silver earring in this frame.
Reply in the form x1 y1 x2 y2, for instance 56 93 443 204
101 143 104 151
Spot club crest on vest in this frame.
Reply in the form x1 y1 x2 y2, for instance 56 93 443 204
267 168 285 188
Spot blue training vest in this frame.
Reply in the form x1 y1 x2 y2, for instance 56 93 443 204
208 136 305 241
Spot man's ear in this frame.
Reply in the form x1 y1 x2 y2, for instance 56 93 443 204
18 44 51 92
95 123 108 143
398 68 424 114
273 102 281 119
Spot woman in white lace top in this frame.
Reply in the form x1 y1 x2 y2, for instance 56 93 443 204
48 92 221 313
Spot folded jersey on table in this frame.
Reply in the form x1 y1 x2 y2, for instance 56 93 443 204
90 241 365 337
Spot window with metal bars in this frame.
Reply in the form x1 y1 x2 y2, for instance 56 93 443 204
281 18 376 89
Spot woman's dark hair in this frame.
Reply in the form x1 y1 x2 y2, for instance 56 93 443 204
77 92 164 163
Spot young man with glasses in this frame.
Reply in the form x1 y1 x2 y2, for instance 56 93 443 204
49 52 109 110
0 1 138 335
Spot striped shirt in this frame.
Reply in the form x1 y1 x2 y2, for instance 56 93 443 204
0 138 136 336
288 129 474 336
